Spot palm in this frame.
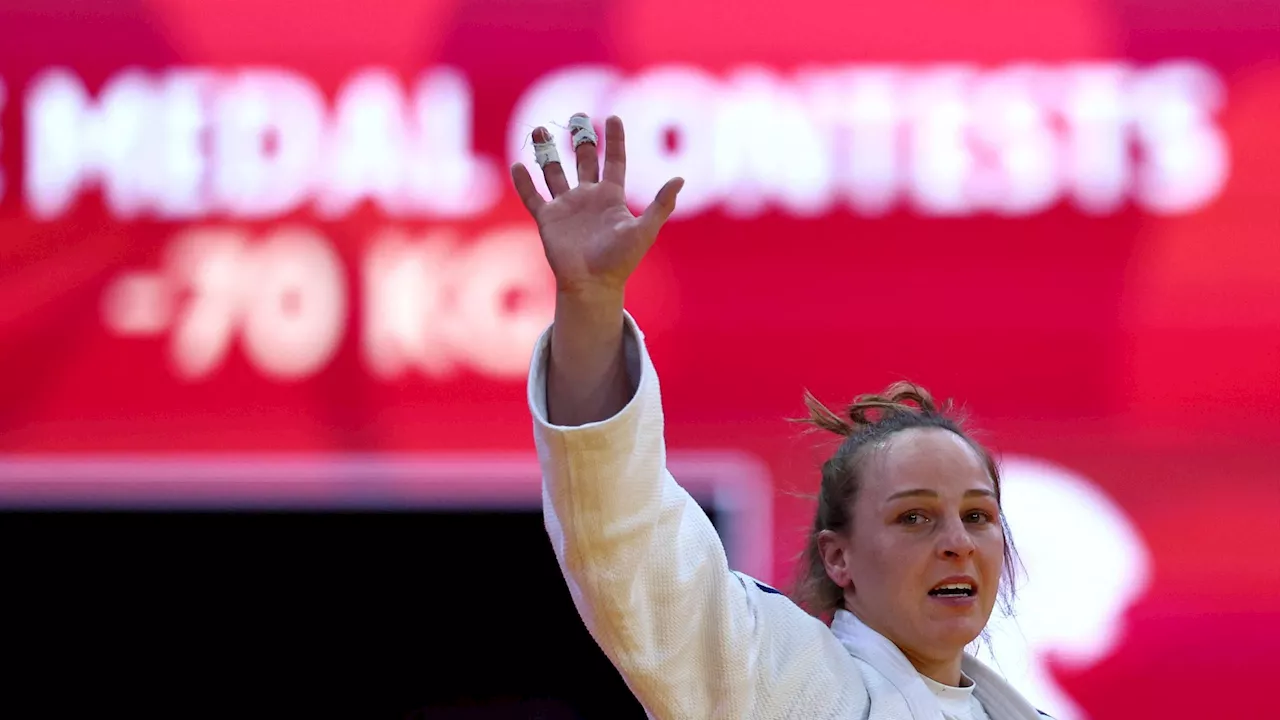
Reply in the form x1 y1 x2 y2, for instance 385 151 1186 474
510 115 684 295
536 183 647 290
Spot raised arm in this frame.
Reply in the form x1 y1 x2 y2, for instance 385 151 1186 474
513 115 858 719
512 114 681 428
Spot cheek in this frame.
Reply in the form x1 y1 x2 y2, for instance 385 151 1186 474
977 532 1006 579
860 535 933 594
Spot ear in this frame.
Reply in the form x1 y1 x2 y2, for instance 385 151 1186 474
817 528 854 591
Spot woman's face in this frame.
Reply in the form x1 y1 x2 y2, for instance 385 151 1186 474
826 428 1005 666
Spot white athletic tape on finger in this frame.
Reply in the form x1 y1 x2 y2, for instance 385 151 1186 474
569 115 598 149
533 136 561 168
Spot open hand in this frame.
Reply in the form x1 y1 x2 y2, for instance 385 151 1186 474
510 114 684 298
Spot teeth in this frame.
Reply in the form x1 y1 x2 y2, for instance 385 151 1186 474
929 583 975 597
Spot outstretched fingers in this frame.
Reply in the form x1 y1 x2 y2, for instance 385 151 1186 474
637 177 685 238
512 116 647 220
532 126 570 197
570 113 600 184
510 162 545 216
602 116 626 187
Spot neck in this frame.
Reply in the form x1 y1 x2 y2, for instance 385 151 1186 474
837 609 968 687
903 650 964 687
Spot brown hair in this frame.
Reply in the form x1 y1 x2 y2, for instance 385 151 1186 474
791 381 1018 618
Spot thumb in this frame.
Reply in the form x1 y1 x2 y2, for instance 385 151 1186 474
638 177 685 236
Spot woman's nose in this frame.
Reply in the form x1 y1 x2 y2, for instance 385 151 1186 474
938 519 977 558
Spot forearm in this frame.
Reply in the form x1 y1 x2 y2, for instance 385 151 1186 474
531 312 773 718
546 289 634 427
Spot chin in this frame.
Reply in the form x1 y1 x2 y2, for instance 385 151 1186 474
931 617 986 649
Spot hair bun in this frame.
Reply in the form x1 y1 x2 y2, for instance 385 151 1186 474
796 381 946 439
847 381 942 426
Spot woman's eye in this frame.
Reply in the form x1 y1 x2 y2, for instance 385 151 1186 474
964 510 993 524
900 512 929 525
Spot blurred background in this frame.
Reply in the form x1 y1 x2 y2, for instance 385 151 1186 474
1 0 1277 717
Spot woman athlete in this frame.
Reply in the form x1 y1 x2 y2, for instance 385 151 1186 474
512 113 1052 720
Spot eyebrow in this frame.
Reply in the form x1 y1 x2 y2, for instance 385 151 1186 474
885 488 997 501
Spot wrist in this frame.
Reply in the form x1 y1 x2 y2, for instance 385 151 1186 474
552 287 627 360
555 284 625 315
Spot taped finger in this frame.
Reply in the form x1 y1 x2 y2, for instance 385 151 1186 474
569 114 598 149
531 127 570 197
570 114 600 184
533 134 561 168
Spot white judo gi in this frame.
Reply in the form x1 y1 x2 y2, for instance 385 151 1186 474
529 312 1052 720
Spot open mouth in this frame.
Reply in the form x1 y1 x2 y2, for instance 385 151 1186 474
928 582 976 598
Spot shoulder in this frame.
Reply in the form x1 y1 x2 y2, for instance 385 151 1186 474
729 572 805 614
729 573 872 715
728 573 833 644
742 574 786 596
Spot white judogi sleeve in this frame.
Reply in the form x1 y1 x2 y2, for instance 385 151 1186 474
529 313 867 720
